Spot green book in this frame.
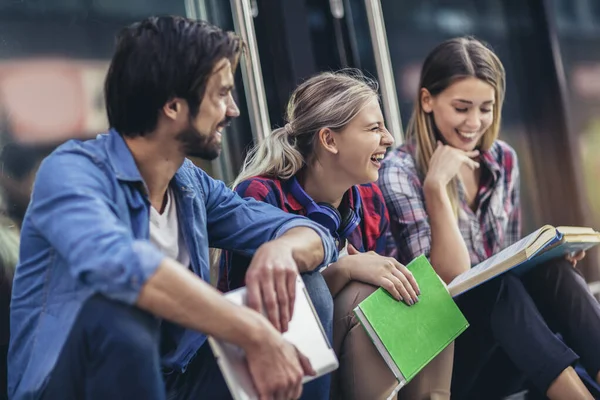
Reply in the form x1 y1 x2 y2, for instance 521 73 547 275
353 255 469 388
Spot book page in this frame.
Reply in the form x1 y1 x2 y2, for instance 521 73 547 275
448 229 542 291
557 226 600 244
556 226 598 235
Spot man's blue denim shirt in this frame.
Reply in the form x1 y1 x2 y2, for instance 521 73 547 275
8 129 337 399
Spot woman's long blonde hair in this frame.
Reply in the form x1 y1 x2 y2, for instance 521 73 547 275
233 69 379 188
407 37 506 213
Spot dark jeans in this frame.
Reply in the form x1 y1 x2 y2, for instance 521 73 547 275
452 259 600 400
1 344 7 400
300 270 334 400
41 295 234 400
42 295 166 400
42 270 334 400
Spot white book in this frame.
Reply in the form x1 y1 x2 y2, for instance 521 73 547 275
447 225 600 297
208 276 339 400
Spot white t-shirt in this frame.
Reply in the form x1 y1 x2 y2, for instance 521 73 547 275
149 188 190 267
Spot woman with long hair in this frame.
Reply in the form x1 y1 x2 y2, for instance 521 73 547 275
220 70 454 400
379 37 600 399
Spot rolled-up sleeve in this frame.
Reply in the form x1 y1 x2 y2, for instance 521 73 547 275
378 158 431 265
29 151 164 304
200 172 336 268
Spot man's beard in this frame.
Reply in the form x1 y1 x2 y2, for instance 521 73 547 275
176 117 232 161
176 127 220 160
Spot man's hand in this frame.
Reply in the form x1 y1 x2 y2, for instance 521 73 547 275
566 250 586 267
246 240 298 332
244 321 316 400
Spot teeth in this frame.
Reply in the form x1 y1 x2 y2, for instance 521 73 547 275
457 131 477 139
371 154 384 162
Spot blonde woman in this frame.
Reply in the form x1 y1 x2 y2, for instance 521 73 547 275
379 37 600 400
220 70 454 400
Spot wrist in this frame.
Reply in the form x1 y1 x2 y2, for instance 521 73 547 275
276 227 323 272
423 177 444 194
237 308 277 351
329 258 353 281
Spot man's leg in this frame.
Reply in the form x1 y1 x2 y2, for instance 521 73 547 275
165 343 232 400
522 259 600 385
301 270 334 400
42 295 164 400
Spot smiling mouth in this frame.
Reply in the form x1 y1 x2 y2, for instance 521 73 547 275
216 120 232 133
456 129 479 140
370 153 385 166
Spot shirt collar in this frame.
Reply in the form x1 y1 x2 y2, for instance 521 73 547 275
104 128 145 183
104 128 196 194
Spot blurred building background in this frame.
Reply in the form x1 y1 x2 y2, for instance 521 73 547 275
1 0 600 286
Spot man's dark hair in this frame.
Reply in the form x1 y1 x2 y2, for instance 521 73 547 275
104 16 244 137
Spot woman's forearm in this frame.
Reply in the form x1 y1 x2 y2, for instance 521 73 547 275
423 181 471 283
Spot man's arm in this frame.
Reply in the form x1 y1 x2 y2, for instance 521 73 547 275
138 258 266 347
200 173 337 332
138 258 315 399
29 151 164 304
30 151 310 398
272 226 325 273
200 172 336 271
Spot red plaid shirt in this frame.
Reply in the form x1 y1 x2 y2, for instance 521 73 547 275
377 140 521 267
219 176 396 291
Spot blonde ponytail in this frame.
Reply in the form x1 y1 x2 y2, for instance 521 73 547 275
232 124 305 189
233 69 379 189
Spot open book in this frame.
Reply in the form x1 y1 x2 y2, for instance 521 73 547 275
448 225 600 297
208 276 339 400
354 256 468 396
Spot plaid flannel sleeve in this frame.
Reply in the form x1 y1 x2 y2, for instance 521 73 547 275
378 159 432 265
504 148 522 247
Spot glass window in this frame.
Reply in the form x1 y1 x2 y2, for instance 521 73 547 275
376 0 539 233
551 0 600 229
0 1 254 183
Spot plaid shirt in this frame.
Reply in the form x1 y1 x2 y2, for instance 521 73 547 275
377 140 521 267
219 176 396 291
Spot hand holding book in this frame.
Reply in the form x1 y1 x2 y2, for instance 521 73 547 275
245 325 315 399
341 244 420 305
354 256 468 390
566 250 586 267
447 225 600 297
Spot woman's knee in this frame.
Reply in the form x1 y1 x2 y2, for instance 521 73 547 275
334 281 378 317
398 342 454 400
495 273 531 300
